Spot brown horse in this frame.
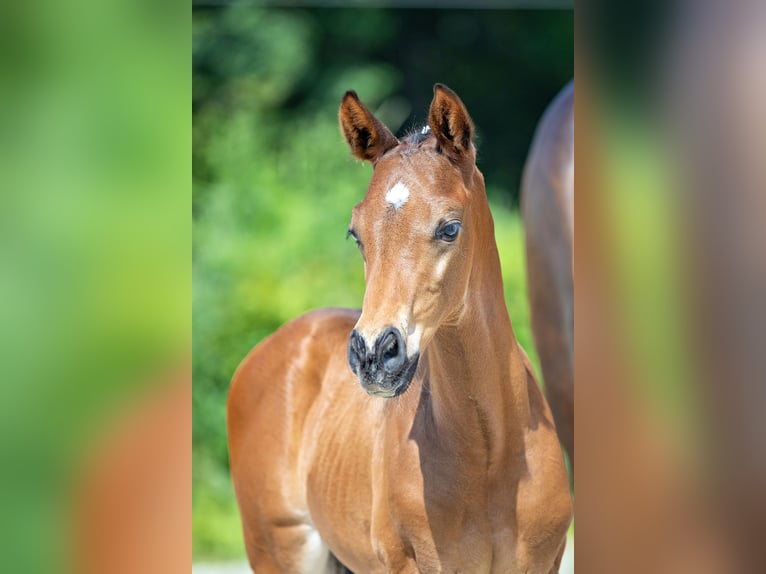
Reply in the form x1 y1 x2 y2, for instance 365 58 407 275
227 84 572 573
521 81 574 474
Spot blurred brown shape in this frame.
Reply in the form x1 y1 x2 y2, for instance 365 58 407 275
522 80 575 476
72 367 191 574
668 2 766 571
575 69 729 572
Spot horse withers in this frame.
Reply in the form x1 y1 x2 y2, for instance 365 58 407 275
227 84 572 573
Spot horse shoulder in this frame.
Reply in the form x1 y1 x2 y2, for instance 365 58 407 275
227 307 360 444
226 308 361 568
512 358 572 572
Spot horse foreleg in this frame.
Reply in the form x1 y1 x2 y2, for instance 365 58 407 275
548 537 567 574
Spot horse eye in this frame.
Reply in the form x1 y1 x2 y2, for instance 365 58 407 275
346 228 360 245
436 221 461 242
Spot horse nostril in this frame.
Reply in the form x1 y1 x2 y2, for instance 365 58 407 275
350 328 407 378
381 334 398 362
376 327 405 372
347 329 367 375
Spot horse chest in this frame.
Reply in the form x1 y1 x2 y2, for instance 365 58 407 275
369 443 526 573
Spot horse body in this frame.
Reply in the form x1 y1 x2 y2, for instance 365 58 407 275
228 85 571 573
521 81 575 472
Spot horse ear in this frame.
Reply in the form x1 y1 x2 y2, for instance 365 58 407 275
339 91 398 164
428 83 474 161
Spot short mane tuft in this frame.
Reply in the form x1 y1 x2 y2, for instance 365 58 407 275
393 125 434 158
402 124 432 145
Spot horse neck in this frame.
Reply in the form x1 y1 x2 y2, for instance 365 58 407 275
416 201 532 458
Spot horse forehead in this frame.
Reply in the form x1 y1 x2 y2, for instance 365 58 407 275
366 161 457 209
360 180 439 225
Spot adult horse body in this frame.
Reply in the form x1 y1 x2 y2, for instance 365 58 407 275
228 85 571 573
521 82 574 472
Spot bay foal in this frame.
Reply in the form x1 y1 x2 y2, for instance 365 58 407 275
228 85 572 573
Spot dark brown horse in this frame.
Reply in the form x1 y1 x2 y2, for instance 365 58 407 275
521 81 574 474
228 85 572 573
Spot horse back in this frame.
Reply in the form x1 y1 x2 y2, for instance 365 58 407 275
521 81 575 472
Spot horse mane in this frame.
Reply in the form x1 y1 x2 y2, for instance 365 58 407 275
396 125 434 157
403 125 431 144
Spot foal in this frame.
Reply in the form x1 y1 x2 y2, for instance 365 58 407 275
228 84 572 573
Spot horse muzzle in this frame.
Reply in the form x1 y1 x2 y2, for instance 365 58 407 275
347 326 419 397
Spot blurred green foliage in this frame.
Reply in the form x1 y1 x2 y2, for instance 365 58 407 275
0 0 188 570
193 5 571 559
